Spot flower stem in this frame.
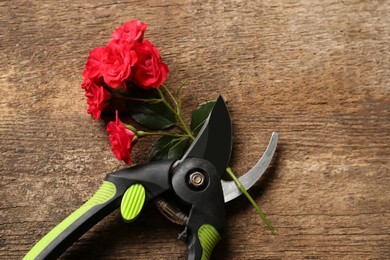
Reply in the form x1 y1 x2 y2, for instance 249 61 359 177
162 85 178 108
226 167 275 234
157 88 195 140
137 130 191 138
175 79 189 97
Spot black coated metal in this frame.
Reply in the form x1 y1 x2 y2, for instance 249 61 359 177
180 96 232 177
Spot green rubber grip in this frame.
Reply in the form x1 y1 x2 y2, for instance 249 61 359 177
120 184 146 222
198 224 221 260
24 181 117 260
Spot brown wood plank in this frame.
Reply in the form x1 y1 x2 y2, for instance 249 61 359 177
1 0 389 259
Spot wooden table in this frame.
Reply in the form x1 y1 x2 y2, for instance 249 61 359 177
1 1 389 259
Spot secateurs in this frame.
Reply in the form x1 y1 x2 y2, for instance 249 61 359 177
24 96 278 260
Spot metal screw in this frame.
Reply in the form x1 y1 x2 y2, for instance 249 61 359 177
188 171 205 187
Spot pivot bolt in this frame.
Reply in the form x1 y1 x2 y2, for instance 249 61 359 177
188 171 205 188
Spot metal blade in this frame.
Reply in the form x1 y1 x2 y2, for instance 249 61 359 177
222 132 278 203
179 96 232 176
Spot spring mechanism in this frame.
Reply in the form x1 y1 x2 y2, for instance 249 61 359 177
154 196 188 226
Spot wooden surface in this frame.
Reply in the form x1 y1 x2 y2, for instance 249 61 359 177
1 0 389 259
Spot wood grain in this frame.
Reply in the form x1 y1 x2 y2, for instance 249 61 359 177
1 0 389 259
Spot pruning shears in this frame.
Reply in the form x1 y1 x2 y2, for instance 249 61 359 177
24 97 278 260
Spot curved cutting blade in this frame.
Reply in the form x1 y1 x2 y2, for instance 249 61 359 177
179 96 232 176
222 132 278 202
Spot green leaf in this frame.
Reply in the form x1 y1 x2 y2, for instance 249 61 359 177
150 136 189 161
126 88 177 130
129 102 177 130
190 101 216 134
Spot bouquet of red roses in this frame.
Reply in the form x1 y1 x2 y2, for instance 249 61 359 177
82 20 168 120
81 20 274 232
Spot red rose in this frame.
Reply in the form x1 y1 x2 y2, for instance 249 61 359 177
111 20 147 43
107 111 136 164
132 40 169 89
84 79 110 119
82 46 105 80
101 40 138 88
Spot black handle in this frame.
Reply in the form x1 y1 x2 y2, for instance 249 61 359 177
24 160 175 260
171 158 226 260
185 208 223 260
24 180 121 260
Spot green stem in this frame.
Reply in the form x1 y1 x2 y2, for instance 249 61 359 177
177 114 195 140
175 79 189 97
162 85 179 108
137 130 191 138
226 167 275 234
157 88 195 140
